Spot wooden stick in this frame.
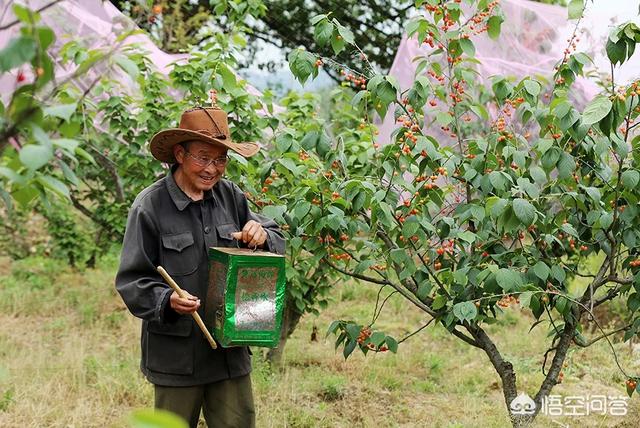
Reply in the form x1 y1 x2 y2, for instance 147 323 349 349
156 266 218 350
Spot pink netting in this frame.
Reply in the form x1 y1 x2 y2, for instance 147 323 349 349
0 0 264 105
376 0 640 146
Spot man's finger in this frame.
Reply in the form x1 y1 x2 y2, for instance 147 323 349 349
179 297 200 306
246 222 260 242
231 231 242 240
243 221 254 243
249 229 266 248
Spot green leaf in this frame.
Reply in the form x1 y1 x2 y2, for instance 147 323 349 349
524 80 541 97
416 281 432 300
436 112 453 126
43 103 77 122
354 260 375 274
453 301 478 323
432 295 447 310
551 265 566 283
513 198 535 226
19 144 53 170
489 198 508 219
568 0 584 19
314 20 333 47
385 336 398 353
278 158 300 175
470 105 488 120
376 80 397 106
294 201 311 219
12 184 38 207
36 175 70 198
536 138 553 155
300 131 319 150
330 31 346 55
334 22 355 44
581 186 601 202
606 39 627 66
130 408 189 428
390 249 407 264
59 160 79 186
582 95 612 125
622 170 640 189
0 36 37 72
561 223 578 237
488 170 506 191
310 14 327 25
402 220 420 237
114 55 139 80
487 16 504 40
459 38 475 56
217 64 237 90
326 320 340 336
556 152 575 179
12 4 40 24
0 166 23 183
599 211 614 229
531 261 550 281
288 49 316 84
628 293 640 312
458 230 477 244
316 131 332 158
496 269 523 291
343 338 357 359
519 291 534 309
36 27 55 51
529 166 547 184
262 205 287 222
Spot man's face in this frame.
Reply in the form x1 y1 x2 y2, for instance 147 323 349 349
173 141 228 192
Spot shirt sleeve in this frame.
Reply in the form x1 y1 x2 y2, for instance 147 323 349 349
232 183 286 255
115 203 176 323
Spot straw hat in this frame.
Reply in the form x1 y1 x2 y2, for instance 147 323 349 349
149 106 260 163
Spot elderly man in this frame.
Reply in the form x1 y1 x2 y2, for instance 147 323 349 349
115 106 285 427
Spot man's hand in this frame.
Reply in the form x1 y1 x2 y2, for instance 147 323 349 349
231 220 267 249
169 290 200 314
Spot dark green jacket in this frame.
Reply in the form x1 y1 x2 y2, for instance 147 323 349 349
115 169 285 386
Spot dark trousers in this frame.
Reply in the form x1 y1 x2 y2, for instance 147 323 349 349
154 375 255 428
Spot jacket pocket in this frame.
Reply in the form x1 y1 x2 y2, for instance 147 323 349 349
145 318 194 375
161 231 198 276
216 223 240 241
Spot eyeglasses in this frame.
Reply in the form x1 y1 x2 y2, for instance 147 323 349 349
184 150 230 168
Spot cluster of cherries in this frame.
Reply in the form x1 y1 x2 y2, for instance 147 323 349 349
339 69 367 90
356 327 389 351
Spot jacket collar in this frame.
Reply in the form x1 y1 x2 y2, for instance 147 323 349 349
165 165 214 211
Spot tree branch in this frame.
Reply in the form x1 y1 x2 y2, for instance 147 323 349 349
322 256 391 286
574 323 632 347
533 320 576 417
69 194 111 232
468 325 519 413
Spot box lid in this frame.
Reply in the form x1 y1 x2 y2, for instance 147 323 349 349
209 247 284 258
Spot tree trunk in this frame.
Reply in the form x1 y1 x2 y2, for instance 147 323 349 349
265 299 303 367
469 319 576 428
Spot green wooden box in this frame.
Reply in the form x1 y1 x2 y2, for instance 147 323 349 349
205 247 286 348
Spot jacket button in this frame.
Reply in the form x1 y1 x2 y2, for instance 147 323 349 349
204 226 211 234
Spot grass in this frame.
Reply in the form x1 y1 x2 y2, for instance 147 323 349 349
0 254 639 427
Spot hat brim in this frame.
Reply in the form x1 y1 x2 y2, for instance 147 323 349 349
149 129 260 163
